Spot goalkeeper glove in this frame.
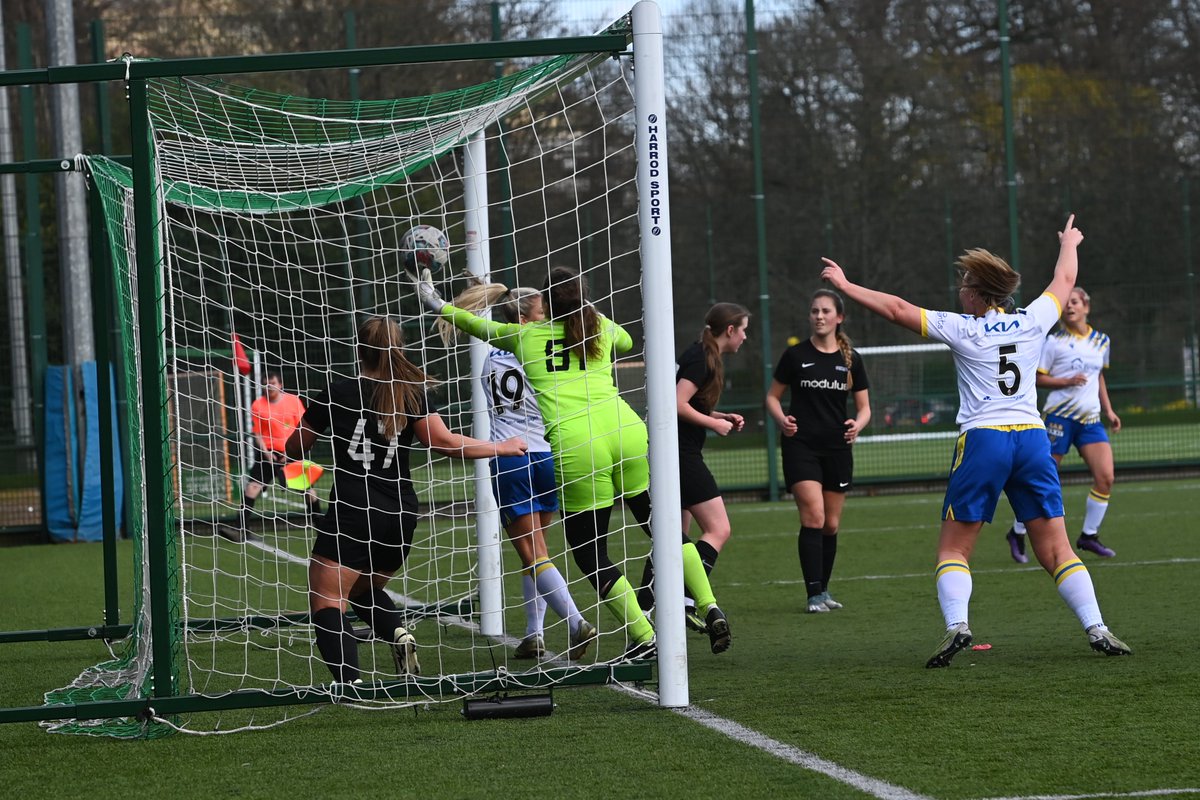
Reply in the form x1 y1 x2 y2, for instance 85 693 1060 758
414 268 446 314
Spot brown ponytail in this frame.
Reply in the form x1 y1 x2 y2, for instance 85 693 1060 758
357 316 429 440
695 302 750 411
542 266 601 362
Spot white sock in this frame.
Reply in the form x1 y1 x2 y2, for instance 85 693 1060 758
530 560 583 634
1012 520 1027 535
935 560 972 628
1053 558 1104 630
1081 491 1110 536
521 573 545 637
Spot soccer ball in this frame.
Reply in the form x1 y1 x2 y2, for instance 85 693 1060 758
400 224 450 273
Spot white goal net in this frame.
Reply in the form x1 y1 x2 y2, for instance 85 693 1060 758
62 9 685 736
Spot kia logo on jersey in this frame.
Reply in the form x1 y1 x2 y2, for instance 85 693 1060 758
984 319 1021 334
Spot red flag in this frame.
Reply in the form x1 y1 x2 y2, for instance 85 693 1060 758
232 333 251 376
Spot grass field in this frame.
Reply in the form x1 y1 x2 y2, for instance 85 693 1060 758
2 477 1198 800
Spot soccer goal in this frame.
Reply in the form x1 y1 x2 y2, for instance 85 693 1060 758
853 343 960 483
13 2 689 738
166 348 262 515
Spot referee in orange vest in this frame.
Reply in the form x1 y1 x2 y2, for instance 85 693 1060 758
226 372 321 541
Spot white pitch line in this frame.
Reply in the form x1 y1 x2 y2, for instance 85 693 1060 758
718 557 1200 589
975 789 1200 800
246 528 1195 800
610 681 934 800
251 540 931 798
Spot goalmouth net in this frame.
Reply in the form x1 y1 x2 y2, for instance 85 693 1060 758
56 11 681 736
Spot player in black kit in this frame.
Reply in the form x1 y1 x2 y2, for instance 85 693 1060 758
287 316 526 685
765 289 871 614
640 302 750 652
674 303 750 647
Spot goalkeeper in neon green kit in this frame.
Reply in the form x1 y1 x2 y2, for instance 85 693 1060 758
419 266 730 658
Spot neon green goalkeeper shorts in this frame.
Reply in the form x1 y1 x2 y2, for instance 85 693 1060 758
550 399 649 513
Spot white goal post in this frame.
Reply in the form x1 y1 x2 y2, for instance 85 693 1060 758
41 1 687 738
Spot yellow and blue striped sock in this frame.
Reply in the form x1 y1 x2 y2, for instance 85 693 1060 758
1082 490 1110 536
1053 558 1103 629
529 559 583 633
934 559 972 628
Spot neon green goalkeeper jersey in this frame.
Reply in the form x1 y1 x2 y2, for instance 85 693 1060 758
440 304 634 437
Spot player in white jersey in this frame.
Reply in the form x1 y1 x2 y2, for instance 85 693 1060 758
819 214 1130 667
1005 287 1122 562
440 283 596 662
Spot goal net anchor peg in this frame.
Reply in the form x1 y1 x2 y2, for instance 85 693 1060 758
461 692 554 720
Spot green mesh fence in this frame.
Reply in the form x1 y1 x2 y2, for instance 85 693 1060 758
4 2 1197 533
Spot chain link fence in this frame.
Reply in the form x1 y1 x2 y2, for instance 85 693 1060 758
2 0 1197 530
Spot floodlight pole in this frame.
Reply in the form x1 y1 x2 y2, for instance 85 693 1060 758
999 0 1021 298
745 0 779 500
47 0 93 364
0 7 33 453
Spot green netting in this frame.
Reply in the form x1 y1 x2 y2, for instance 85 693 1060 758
41 157 182 739
146 53 589 145
134 18 630 213
49 24 642 735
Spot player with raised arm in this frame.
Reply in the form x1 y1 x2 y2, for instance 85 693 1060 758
420 266 730 659
437 282 597 661
286 316 526 685
765 290 871 614
819 214 1131 667
1004 286 1122 562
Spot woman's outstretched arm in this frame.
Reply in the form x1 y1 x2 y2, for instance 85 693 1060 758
1043 214 1084 311
819 259 923 335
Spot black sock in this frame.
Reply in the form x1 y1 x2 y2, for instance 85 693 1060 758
312 607 359 683
637 556 655 611
623 491 653 539
563 507 620 593
797 527 824 598
695 539 719 576
348 586 404 642
821 532 838 592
